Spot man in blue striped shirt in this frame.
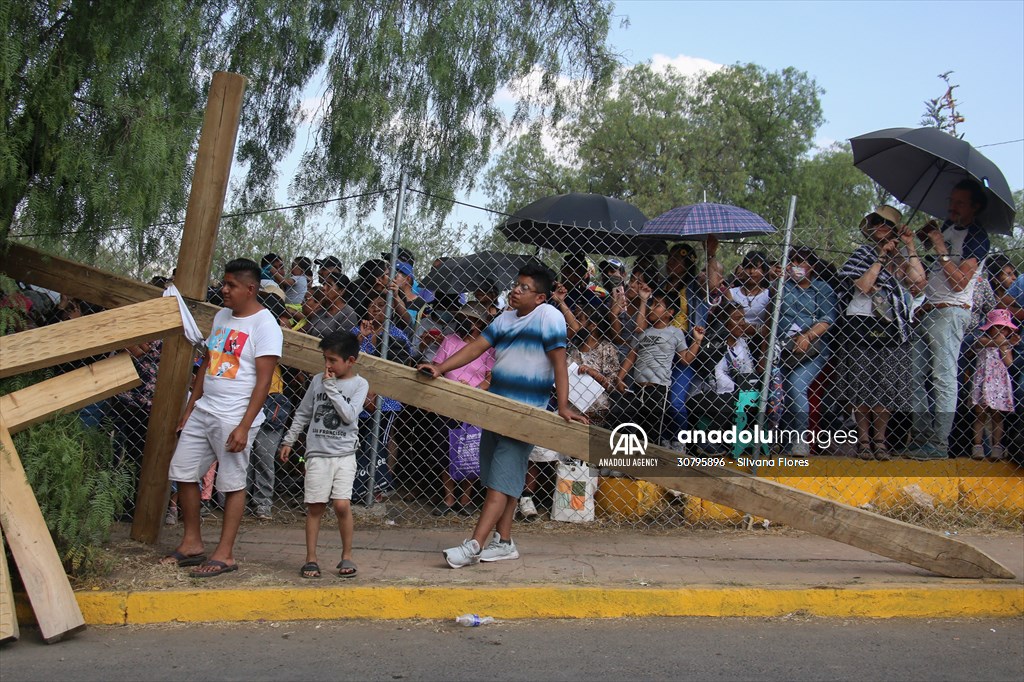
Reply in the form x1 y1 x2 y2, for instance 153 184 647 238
418 263 589 567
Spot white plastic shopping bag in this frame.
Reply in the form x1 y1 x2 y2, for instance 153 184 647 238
551 458 597 523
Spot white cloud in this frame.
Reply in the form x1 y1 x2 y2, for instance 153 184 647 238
649 53 723 79
494 65 581 106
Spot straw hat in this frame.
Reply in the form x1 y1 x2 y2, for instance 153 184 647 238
858 205 903 233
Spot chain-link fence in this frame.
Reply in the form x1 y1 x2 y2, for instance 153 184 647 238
8 210 1024 534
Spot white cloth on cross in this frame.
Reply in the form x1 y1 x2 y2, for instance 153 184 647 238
162 284 205 345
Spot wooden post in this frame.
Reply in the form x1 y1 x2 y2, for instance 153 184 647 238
131 71 246 543
0 534 17 643
0 298 181 378
0 418 86 643
1 355 141 434
3 244 1017 579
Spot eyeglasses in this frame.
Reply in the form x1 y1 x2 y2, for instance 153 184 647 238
511 282 534 293
867 214 896 229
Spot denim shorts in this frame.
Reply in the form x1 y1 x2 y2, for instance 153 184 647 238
478 430 534 498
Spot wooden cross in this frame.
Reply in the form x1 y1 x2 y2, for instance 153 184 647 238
0 354 146 642
2 244 1016 581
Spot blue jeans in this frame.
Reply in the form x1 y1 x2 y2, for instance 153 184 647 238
783 355 826 445
911 307 971 454
247 425 284 512
668 365 693 443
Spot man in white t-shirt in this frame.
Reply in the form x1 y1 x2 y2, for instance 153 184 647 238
910 179 991 459
162 258 284 576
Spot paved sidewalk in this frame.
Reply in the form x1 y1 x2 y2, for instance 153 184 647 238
208 522 1024 589
16 522 1020 626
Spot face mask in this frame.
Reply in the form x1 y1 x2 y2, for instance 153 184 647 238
604 275 624 290
788 266 808 282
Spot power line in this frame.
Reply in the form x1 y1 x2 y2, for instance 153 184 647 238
407 186 517 220
975 138 1023 149
11 187 396 239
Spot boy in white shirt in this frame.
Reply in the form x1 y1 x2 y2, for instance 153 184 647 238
279 331 369 578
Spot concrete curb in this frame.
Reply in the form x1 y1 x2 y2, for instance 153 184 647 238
17 585 1024 625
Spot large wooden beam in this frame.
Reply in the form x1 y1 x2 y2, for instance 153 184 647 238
1 242 215 329
1 243 164 311
0 417 85 643
334 357 1017 580
0 534 17 643
3 245 1017 578
0 297 182 379
0 355 141 434
132 71 246 543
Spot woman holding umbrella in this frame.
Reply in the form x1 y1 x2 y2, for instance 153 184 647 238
834 207 925 459
773 246 838 456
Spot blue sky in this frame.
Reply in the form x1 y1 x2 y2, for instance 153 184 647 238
266 1 1023 244
607 0 1023 189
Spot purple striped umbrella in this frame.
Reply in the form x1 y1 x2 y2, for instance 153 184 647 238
639 203 776 241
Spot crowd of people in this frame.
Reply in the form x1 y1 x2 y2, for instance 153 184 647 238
4 179 1022 564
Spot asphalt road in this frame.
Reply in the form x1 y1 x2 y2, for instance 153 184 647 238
2 618 1022 681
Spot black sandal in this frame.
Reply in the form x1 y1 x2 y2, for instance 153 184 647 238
300 562 321 579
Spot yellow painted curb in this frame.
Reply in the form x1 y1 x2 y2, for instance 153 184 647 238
17 585 1024 625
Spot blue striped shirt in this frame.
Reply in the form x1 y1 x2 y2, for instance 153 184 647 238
483 305 567 408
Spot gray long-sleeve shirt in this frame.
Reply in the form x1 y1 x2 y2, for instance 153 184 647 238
282 373 369 458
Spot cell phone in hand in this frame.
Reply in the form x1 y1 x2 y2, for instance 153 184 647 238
418 366 435 376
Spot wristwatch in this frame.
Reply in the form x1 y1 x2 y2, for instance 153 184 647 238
938 254 952 263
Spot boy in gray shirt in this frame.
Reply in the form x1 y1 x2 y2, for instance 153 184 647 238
616 291 704 443
279 331 369 578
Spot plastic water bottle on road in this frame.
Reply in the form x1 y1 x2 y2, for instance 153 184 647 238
455 614 495 627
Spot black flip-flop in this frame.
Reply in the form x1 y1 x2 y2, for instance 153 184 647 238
162 550 207 568
337 559 358 578
189 559 238 578
300 562 322 579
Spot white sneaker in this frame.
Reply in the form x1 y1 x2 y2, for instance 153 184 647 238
518 495 538 520
480 532 520 562
443 539 481 568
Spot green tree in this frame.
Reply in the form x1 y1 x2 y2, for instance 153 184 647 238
2 0 616 260
790 143 878 256
484 61 855 264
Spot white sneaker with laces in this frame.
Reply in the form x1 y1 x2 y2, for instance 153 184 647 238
480 532 520 562
443 538 481 568
518 495 538 520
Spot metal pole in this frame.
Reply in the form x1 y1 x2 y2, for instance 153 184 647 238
755 195 797 460
366 169 408 506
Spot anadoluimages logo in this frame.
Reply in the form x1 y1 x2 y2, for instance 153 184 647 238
608 423 648 457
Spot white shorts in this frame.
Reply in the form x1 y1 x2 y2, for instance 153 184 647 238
168 408 257 493
304 456 357 504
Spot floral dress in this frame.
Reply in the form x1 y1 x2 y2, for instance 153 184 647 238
972 347 1015 412
567 341 620 425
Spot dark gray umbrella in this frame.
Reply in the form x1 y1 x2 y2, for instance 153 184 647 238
421 251 547 294
499 192 658 255
850 127 1016 234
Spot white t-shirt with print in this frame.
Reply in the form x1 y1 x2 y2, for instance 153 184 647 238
196 307 284 425
729 287 771 326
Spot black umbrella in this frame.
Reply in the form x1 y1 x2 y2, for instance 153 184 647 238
421 251 547 294
499 192 656 255
850 127 1016 234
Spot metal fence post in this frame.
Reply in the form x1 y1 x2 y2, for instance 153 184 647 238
366 169 409 506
